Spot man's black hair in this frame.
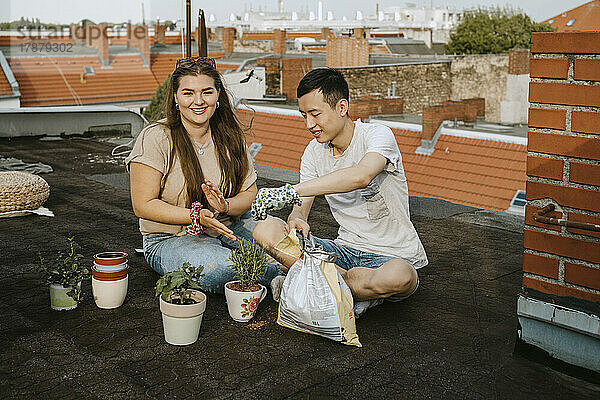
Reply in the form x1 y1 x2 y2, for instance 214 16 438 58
297 68 349 110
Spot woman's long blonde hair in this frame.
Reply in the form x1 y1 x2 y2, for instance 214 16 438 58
160 62 249 208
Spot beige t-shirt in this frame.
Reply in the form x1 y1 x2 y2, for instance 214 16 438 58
125 122 257 236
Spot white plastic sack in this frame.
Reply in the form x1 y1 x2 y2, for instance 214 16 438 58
275 230 361 347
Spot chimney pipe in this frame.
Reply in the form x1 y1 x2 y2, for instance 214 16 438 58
198 9 207 57
185 0 191 57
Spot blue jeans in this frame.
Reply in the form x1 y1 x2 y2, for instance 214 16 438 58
143 212 281 294
312 237 419 302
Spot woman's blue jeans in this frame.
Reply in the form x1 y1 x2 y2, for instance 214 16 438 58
143 212 281 294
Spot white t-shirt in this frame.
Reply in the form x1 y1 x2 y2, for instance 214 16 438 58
300 119 428 269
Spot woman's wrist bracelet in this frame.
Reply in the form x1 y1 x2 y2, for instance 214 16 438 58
186 201 206 236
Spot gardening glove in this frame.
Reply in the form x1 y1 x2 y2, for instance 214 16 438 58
251 184 302 220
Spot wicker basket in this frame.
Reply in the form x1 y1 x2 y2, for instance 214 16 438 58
0 171 50 213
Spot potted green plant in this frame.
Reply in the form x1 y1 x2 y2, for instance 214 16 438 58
225 239 268 322
155 262 207 346
38 236 90 311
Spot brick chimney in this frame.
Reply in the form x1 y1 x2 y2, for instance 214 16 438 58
155 24 166 45
85 24 109 66
353 27 367 38
127 24 150 66
281 57 312 100
321 27 331 39
70 24 85 44
273 29 286 55
256 57 281 97
222 27 235 56
519 31 600 373
326 37 369 68
417 98 483 155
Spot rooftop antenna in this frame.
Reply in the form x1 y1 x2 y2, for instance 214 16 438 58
198 9 208 57
185 0 191 57
141 1 145 25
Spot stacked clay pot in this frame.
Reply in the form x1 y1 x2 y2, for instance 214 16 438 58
92 252 128 309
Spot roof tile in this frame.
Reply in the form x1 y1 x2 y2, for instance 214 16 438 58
238 109 527 212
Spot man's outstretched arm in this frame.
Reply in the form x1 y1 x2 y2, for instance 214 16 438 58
251 153 388 221
292 152 388 197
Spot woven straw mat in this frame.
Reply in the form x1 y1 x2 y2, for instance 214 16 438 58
0 171 50 213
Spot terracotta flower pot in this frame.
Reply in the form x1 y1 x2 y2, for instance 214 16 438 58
224 281 267 322
159 289 207 346
93 252 128 266
92 267 128 281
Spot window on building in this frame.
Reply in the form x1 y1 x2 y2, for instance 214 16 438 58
83 66 95 75
566 19 576 26
506 190 526 216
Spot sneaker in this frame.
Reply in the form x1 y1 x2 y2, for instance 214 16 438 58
270 275 285 302
353 298 384 319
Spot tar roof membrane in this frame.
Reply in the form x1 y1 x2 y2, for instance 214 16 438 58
0 135 598 398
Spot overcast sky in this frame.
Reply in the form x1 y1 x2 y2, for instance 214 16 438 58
1 0 589 25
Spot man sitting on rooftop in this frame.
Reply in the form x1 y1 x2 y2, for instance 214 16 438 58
251 67 428 318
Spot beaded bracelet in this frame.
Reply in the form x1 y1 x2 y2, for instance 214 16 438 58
186 201 206 236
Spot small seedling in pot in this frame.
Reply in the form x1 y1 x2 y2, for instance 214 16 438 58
38 236 90 303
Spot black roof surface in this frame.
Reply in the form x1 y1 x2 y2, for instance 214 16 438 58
0 135 598 399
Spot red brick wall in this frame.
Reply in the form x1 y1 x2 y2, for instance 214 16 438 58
421 99 482 140
326 37 369 68
281 58 311 100
351 96 404 121
273 29 287 55
222 27 235 56
508 49 530 75
524 32 600 305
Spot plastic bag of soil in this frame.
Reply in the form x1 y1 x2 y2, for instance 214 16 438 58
275 229 361 347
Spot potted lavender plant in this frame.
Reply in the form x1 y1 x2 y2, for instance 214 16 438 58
225 239 268 322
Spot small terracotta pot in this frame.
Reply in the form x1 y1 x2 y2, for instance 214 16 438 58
92 267 128 281
94 252 128 266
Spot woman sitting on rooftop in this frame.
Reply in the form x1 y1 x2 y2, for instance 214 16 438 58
125 57 280 293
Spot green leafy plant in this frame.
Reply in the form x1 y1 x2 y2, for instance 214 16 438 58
228 239 267 289
143 75 170 121
155 262 205 304
37 236 90 302
445 6 555 55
